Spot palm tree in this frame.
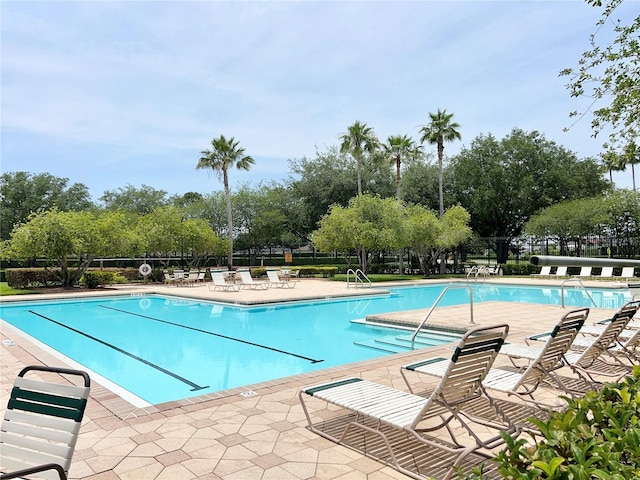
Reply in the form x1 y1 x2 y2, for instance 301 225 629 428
197 135 254 269
419 109 461 218
384 134 422 200
601 150 626 183
339 121 379 195
622 142 638 192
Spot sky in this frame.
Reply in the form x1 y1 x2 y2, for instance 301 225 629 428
2 0 637 202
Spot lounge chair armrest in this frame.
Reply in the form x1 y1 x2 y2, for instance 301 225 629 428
1 463 67 480
525 332 552 345
595 318 613 325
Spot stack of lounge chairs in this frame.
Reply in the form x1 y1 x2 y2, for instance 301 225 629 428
531 265 637 281
300 301 640 479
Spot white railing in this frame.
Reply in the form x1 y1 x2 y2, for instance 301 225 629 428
411 285 474 345
561 278 598 308
346 268 372 288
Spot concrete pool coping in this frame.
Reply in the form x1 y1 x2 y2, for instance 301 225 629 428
1 276 634 479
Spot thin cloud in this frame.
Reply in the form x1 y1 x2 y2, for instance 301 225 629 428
1 0 635 199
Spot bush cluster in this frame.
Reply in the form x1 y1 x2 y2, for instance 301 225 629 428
82 271 128 289
249 266 337 278
500 263 537 276
495 366 640 479
5 268 71 288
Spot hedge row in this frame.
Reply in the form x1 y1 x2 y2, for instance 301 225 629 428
249 266 338 278
5 268 71 289
5 267 154 289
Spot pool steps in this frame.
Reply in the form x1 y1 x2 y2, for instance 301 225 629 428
354 331 460 354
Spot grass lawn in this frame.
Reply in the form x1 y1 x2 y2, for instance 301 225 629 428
0 282 38 295
330 273 427 282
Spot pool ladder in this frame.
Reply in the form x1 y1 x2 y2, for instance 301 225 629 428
346 268 371 288
561 278 598 308
410 285 474 347
354 285 474 354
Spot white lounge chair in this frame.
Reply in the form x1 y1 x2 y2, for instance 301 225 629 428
209 271 239 292
181 271 199 286
300 324 516 480
403 309 589 421
596 266 614 279
573 266 592 278
1 366 91 480
508 301 639 392
618 267 636 280
551 266 568 277
266 270 296 288
531 266 552 278
238 270 269 290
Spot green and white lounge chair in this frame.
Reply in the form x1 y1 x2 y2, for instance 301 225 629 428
299 324 516 480
1 366 91 480
505 301 639 393
402 308 589 423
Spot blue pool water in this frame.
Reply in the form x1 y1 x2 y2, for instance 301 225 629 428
0 283 630 405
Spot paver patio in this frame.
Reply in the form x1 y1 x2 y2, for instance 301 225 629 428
1 277 632 479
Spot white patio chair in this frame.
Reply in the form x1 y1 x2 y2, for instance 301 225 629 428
300 324 516 480
1 366 91 480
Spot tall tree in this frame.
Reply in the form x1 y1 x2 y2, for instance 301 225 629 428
560 0 639 158
419 109 461 218
398 157 440 209
383 135 422 273
197 135 254 269
4 209 135 288
339 121 379 196
601 150 627 183
448 128 611 263
621 141 639 192
99 184 168 214
384 135 422 200
313 194 405 273
0 172 93 240
288 147 359 241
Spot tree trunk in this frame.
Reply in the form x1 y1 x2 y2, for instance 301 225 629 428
437 138 446 273
495 239 510 264
396 156 404 274
223 170 234 269
356 156 363 195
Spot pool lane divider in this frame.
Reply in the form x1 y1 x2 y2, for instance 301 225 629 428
99 305 324 364
27 310 209 392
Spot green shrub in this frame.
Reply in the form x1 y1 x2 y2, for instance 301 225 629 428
495 366 640 479
5 268 68 288
248 266 338 278
501 263 537 276
82 271 127 289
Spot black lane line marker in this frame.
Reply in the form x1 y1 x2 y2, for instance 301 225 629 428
28 310 209 392
99 305 324 364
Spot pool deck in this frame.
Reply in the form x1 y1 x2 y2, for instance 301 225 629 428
1 276 635 479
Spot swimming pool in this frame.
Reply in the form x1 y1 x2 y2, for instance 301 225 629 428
0 283 630 405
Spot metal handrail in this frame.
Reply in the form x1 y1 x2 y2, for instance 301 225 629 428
560 278 598 308
346 268 372 288
466 265 492 281
466 266 478 280
411 285 474 345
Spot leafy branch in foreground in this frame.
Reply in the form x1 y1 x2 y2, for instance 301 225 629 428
495 366 640 479
560 0 639 157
